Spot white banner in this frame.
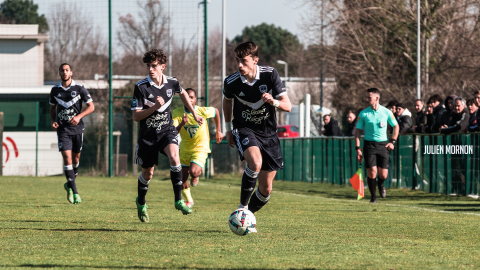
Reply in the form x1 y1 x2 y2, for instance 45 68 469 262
2 132 63 176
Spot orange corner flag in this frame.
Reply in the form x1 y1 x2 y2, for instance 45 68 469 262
349 167 364 200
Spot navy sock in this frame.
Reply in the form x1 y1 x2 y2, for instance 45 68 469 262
73 162 79 176
170 165 183 202
367 177 377 200
137 173 150 205
240 166 258 207
64 165 78 194
248 188 270 214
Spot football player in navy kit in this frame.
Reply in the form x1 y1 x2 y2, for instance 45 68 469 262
132 49 204 222
223 41 292 231
49 63 95 204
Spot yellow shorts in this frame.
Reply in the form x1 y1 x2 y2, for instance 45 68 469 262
180 151 208 169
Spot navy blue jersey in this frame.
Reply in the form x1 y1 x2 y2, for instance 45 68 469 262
131 75 183 146
223 65 287 137
49 80 93 135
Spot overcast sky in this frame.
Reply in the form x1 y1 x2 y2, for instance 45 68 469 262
34 0 310 44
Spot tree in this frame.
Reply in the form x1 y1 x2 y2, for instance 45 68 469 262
0 0 48 33
117 0 168 56
232 23 302 75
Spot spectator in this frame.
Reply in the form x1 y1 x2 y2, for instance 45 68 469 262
386 100 398 134
423 102 435 133
440 94 458 127
440 97 470 135
467 97 479 132
426 94 446 133
395 103 413 134
323 115 343 136
344 110 357 137
408 99 426 133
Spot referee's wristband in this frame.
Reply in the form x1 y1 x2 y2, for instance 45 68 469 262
355 146 361 151
225 122 232 132
389 138 396 145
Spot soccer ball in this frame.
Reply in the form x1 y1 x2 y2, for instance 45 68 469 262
228 208 257 236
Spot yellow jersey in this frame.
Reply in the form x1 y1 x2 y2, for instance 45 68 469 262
172 106 216 153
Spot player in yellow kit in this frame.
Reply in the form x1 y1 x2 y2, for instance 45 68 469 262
172 88 224 207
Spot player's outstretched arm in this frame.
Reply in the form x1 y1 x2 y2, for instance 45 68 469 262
261 93 291 112
223 98 235 148
179 90 203 126
213 108 224 143
175 113 188 133
70 102 95 126
50 105 59 131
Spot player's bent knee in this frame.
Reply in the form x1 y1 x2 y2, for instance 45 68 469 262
258 186 272 197
142 172 153 181
190 168 202 178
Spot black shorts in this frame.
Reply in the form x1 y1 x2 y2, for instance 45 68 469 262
58 133 83 153
135 129 180 169
363 140 390 169
232 128 283 171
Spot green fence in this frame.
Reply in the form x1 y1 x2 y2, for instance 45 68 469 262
275 133 480 196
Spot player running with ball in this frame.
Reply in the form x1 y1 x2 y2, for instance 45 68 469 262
172 88 224 208
223 41 291 232
132 49 203 222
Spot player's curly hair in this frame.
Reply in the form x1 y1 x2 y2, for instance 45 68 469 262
143 49 168 65
234 41 258 59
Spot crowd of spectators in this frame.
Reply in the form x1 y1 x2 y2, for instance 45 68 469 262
321 90 480 136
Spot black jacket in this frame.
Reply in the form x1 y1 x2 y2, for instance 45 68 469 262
440 109 470 135
414 108 427 133
345 119 357 137
396 109 414 131
427 104 447 133
324 118 344 136
467 109 480 132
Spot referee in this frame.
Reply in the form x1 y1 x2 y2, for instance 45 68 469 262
355 88 399 203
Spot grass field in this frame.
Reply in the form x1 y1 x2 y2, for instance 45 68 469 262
2 174 480 269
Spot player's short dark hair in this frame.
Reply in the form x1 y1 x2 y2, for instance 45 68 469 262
234 41 259 59
323 114 331 119
474 90 480 96
367 88 381 97
416 99 424 104
58 63 72 71
143 49 167 65
467 98 476 106
386 100 398 108
427 94 443 104
396 103 405 109
185 88 196 97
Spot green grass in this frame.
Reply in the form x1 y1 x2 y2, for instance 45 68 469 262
2 174 480 269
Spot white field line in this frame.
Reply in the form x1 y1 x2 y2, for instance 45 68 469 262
200 182 480 217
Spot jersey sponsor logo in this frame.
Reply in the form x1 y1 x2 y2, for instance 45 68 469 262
71 91 77 97
132 98 138 107
166 89 173 97
183 124 200 139
146 112 170 131
239 92 245 96
148 94 154 98
58 108 77 121
241 106 270 125
259 85 268 93
242 138 249 145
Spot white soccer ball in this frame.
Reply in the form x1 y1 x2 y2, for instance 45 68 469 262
228 208 257 236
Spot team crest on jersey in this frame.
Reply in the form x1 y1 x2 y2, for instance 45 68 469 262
132 98 138 107
259 85 268 93
242 138 249 145
380 121 386 128
71 91 77 97
166 89 173 97
184 125 199 139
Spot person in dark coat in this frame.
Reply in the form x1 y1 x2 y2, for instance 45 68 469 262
440 94 458 128
423 102 435 133
425 94 446 133
344 110 357 137
395 103 413 133
466 98 479 132
440 98 470 135
323 115 343 136
408 99 426 133
386 100 398 134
